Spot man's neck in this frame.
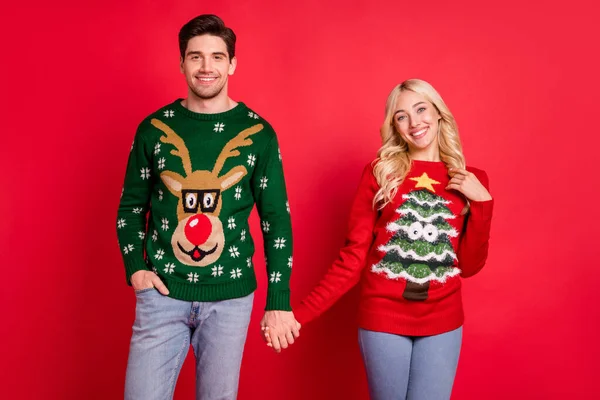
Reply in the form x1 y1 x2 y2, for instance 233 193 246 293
182 93 238 114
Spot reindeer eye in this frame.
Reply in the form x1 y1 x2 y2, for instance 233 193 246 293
185 192 198 210
203 193 215 209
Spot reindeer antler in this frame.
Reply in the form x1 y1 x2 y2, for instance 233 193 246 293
151 119 193 177
213 124 264 177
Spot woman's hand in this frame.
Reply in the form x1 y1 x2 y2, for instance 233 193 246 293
446 168 492 202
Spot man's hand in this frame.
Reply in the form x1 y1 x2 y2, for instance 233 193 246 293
130 270 169 295
260 311 301 353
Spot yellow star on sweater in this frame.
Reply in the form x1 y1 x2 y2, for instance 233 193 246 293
409 172 441 192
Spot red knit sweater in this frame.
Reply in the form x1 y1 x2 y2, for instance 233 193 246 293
293 160 494 336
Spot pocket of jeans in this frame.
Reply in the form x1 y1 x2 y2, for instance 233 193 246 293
134 287 156 295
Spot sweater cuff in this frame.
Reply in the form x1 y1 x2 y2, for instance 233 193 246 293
265 289 291 311
124 258 149 286
469 198 494 221
292 303 313 325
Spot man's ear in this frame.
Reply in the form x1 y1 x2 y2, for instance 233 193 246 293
229 56 237 75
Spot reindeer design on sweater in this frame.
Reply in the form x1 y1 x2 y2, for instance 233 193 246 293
150 119 263 267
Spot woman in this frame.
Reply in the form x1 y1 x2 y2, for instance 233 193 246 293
266 79 493 399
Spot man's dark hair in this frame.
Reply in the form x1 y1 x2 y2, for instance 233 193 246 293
179 15 236 60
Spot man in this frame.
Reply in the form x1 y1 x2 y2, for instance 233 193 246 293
116 14 300 400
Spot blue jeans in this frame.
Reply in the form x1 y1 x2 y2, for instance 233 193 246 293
358 327 462 400
124 288 254 400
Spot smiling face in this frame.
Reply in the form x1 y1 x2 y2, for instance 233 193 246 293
180 34 237 101
392 90 441 157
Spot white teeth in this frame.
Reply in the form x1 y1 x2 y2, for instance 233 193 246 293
411 128 427 137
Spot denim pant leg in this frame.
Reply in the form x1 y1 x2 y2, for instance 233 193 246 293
407 326 462 400
358 328 413 400
192 292 254 400
124 288 192 400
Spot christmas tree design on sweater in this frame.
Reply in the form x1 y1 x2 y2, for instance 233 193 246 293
372 172 460 301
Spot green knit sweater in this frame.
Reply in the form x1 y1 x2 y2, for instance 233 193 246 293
116 99 293 310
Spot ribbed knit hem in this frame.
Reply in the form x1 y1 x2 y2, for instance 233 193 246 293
358 308 464 337
265 290 291 311
172 99 248 121
164 277 257 302
124 259 149 286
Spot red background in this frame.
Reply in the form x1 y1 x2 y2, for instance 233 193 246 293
1 0 599 399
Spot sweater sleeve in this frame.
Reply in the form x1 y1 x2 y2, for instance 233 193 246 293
293 163 379 325
116 122 153 285
458 169 494 278
251 132 294 311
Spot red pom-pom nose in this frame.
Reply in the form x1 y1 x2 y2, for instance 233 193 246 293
184 215 212 246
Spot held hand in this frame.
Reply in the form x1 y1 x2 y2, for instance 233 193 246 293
260 311 301 353
130 270 169 295
446 168 492 202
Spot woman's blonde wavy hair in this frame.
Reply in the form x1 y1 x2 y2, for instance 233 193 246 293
373 79 466 209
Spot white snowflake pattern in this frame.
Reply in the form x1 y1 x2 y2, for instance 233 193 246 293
240 229 246 242
152 266 158 274
140 168 151 180
117 218 126 229
229 246 240 258
154 143 161 155
234 186 242 200
214 122 225 132
262 221 270 233
164 109 174 118
152 230 158 242
270 271 282 283
123 244 134 254
288 256 293 268
248 111 260 119
230 268 242 279
274 238 286 249
161 218 169 231
121 188 124 198
158 157 166 170
133 207 143 214
211 265 224 277
164 263 175 274
227 216 236 230
130 140 134 152
286 201 290 214
246 257 252 268
138 231 145 240
154 249 165 260
247 154 256 167
187 272 199 283
259 177 268 189
278 147 282 161
158 189 163 201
